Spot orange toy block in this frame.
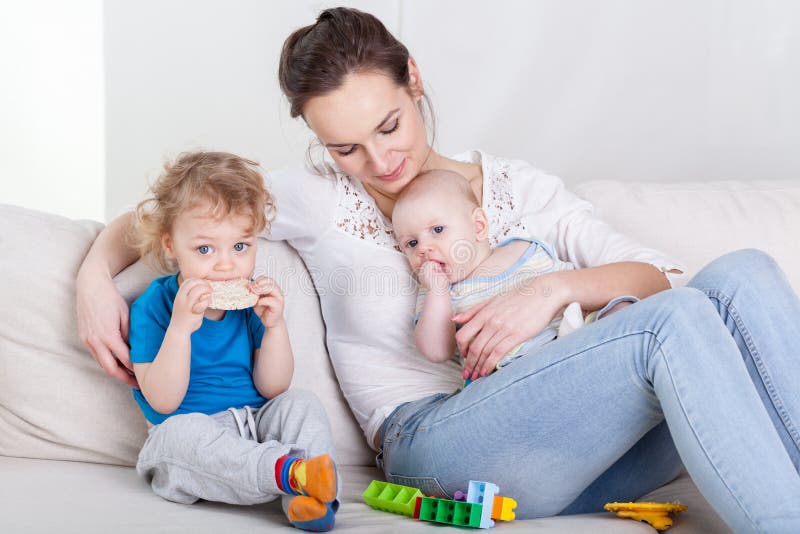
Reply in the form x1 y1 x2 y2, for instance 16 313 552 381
491 495 517 521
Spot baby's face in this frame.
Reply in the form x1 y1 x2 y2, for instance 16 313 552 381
162 201 258 284
393 193 483 283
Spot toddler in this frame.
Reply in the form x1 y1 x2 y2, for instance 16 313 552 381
128 151 338 531
392 169 635 384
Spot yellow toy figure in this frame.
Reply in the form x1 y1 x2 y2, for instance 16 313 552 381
604 501 688 531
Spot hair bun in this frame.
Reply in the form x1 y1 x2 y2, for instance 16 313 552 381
316 8 336 23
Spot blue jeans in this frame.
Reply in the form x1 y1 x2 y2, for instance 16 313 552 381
378 249 800 533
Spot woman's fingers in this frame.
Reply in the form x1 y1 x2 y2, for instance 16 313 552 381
466 317 519 379
469 329 510 379
453 300 490 355
107 331 133 371
78 282 137 386
481 335 522 377
119 304 130 344
91 339 138 388
462 320 497 378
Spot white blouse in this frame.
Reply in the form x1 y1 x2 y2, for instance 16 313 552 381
265 150 685 450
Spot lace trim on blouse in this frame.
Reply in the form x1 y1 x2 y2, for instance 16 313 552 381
334 174 401 252
483 157 528 247
333 156 528 251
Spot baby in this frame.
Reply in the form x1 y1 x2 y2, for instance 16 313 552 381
392 169 634 384
127 151 338 531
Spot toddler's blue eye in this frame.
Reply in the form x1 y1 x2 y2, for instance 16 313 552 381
406 239 418 249
433 226 444 234
234 243 248 252
197 245 211 255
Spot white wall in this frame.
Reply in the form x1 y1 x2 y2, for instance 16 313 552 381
104 0 399 220
408 0 800 183
104 0 800 221
4 1 799 222
0 0 105 221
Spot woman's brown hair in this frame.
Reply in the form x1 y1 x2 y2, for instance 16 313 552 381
278 7 435 173
279 7 415 119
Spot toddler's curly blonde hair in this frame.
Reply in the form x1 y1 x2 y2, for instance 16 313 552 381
130 151 275 272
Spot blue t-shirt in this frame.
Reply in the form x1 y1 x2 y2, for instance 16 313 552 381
129 274 267 424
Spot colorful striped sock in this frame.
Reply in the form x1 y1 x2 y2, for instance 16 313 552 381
275 454 337 503
276 455 301 495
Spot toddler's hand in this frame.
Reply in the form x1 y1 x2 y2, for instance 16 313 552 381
418 261 450 293
171 278 211 334
251 276 286 328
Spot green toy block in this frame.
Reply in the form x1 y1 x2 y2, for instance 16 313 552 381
416 496 484 528
362 480 424 517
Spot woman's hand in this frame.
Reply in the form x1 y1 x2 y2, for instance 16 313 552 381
76 269 138 388
453 273 569 381
75 211 143 388
251 276 286 328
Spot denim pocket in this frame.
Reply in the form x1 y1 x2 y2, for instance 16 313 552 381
386 473 450 499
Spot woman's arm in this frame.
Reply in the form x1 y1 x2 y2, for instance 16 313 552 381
451 156 683 379
454 261 669 380
76 211 142 387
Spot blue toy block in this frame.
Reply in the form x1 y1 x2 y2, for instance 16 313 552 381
466 480 500 528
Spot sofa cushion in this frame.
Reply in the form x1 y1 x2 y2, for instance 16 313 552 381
247 239 375 466
574 180 800 292
0 204 147 465
0 457 729 533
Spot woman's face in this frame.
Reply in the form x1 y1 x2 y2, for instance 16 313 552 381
302 69 431 198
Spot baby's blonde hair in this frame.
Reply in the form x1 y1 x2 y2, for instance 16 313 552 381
130 151 275 272
395 168 479 213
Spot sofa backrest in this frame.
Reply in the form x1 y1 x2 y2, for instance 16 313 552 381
0 205 148 465
574 180 800 292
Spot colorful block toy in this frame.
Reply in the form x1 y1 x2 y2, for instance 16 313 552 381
361 480 423 517
491 495 517 521
414 496 484 528
466 481 500 528
363 479 517 528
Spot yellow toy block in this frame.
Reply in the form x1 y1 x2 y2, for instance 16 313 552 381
490 495 517 521
604 502 688 531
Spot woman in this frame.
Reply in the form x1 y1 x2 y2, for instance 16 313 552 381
78 7 800 532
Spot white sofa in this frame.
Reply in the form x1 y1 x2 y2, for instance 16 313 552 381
2 178 799 533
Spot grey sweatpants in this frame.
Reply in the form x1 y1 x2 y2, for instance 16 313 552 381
136 389 336 509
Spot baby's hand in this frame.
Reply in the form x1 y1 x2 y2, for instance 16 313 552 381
172 278 211 334
250 276 286 328
418 261 450 293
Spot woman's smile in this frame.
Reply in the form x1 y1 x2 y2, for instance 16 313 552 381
377 158 407 182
